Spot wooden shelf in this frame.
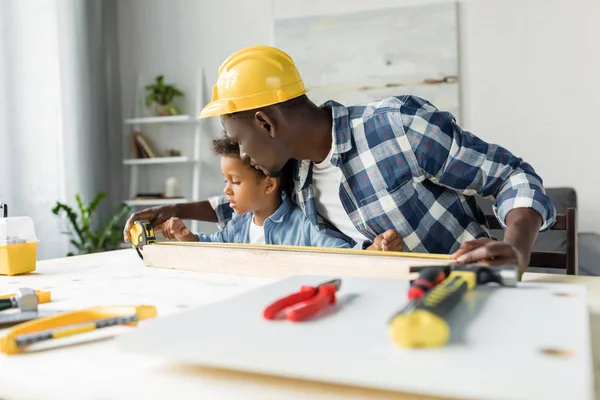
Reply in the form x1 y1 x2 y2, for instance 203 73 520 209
124 115 198 125
123 156 193 165
125 198 189 207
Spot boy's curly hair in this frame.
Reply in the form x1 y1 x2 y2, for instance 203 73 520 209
212 135 266 177
212 133 294 196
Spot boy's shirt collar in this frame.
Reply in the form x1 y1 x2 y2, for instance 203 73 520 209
265 192 293 224
231 192 292 227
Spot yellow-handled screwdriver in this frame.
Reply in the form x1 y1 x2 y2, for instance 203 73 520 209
389 264 518 348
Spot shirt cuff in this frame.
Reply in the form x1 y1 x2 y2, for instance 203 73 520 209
493 188 557 232
208 194 231 230
353 240 372 250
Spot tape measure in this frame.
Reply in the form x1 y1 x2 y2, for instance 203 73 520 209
130 220 156 260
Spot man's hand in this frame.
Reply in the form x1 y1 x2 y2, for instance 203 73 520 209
452 238 527 270
367 229 403 252
452 208 542 276
161 217 198 242
123 204 178 243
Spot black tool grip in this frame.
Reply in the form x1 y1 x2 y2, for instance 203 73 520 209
415 274 470 320
0 299 13 312
408 266 449 300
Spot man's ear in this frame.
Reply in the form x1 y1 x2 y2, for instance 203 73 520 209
264 177 278 195
255 111 276 138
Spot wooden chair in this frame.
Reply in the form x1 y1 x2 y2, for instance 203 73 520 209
485 208 578 275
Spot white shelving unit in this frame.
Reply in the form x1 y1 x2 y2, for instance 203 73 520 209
122 71 206 233
122 156 192 165
125 198 189 207
124 115 195 125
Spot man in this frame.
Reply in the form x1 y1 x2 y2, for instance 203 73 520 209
124 45 555 275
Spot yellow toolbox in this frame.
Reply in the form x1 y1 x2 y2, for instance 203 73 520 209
0 204 38 276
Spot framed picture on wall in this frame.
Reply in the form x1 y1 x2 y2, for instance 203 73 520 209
273 2 461 120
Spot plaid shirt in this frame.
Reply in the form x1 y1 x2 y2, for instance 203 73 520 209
210 95 556 254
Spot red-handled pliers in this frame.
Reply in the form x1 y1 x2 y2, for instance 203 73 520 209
263 279 342 322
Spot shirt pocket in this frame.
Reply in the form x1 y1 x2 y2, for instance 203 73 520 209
358 180 425 238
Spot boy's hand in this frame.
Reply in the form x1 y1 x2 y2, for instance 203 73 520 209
367 229 403 252
160 217 198 242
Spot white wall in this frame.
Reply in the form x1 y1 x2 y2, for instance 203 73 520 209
1 0 69 258
118 0 600 233
0 5 12 208
459 0 600 232
1 0 122 260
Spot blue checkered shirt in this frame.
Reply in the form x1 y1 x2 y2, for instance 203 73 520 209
210 95 556 254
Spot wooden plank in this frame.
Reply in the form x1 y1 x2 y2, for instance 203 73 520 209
142 242 453 278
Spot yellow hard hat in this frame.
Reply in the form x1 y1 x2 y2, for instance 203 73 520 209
199 46 307 118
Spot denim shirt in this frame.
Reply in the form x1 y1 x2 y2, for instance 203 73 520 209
196 194 363 249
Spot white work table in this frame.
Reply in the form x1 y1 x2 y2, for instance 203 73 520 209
0 249 599 400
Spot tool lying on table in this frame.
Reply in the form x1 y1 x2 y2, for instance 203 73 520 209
0 289 51 311
389 264 518 348
129 220 156 260
0 305 157 355
0 289 51 305
0 288 56 326
407 266 449 301
263 278 341 322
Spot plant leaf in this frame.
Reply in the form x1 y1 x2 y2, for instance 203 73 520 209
144 76 184 108
52 201 86 247
69 239 84 251
75 194 89 231
89 192 107 216
97 203 132 250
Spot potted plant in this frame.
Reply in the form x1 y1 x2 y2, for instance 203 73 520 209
52 192 132 256
145 75 184 116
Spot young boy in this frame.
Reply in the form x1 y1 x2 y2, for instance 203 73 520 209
160 136 403 251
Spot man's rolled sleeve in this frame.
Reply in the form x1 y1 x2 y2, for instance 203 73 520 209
399 97 556 232
493 164 556 232
208 194 234 229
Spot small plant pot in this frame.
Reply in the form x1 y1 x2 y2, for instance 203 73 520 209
155 104 172 116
